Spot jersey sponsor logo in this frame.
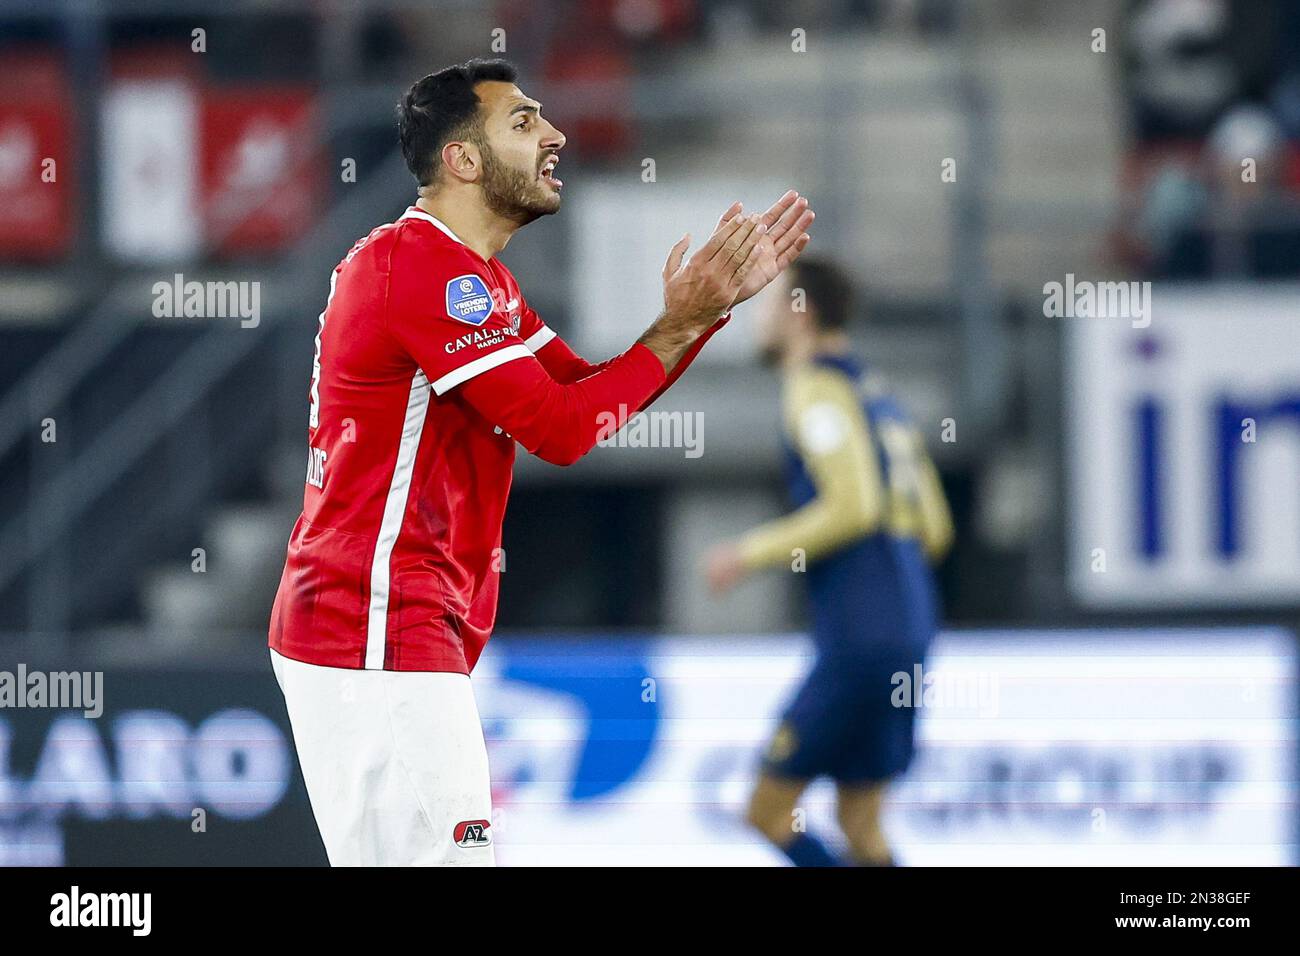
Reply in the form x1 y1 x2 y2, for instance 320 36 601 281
446 274 495 326
453 818 492 847
444 325 517 354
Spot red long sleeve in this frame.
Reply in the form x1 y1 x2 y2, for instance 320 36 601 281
381 227 717 469
458 343 666 466
534 314 730 411
642 312 728 409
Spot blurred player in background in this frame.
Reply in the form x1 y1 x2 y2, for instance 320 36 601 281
268 58 814 865
705 258 952 866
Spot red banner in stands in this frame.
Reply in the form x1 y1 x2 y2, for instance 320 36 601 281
200 89 320 256
0 53 73 261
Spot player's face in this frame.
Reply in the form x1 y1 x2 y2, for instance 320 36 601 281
475 81 566 225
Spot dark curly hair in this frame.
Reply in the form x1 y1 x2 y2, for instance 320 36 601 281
789 257 855 329
398 58 518 187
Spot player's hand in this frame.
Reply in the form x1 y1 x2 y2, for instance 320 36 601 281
662 212 767 326
704 543 749 595
714 191 814 307
641 214 767 372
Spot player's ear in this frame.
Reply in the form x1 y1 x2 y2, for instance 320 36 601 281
440 140 481 185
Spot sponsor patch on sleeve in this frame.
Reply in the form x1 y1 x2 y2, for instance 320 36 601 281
446 274 495 326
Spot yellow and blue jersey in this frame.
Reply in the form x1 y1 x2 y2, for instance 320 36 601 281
739 352 952 656
740 352 953 783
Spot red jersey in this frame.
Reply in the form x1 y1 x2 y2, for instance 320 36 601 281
270 207 724 673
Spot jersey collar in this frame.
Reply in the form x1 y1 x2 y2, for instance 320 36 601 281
398 206 466 246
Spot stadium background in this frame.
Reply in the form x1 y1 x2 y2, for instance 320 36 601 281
0 0 1295 865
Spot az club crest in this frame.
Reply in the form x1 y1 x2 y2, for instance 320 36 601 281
453 819 492 847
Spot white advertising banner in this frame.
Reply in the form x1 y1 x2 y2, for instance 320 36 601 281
476 630 1296 866
101 79 201 262
1068 287 1300 607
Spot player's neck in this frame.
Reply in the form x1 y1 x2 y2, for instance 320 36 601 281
782 331 850 372
815 331 851 356
415 193 516 261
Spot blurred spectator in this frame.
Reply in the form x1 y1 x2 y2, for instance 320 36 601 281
1129 103 1300 277
1122 0 1298 139
1125 0 1238 141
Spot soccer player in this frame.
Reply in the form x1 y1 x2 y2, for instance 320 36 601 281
267 58 814 866
704 258 952 867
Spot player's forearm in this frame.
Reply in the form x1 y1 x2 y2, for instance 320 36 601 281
737 498 874 571
460 345 665 466
539 314 728 408
640 313 728 411
534 336 607 384
637 306 727 375
527 345 664 464
739 407 883 569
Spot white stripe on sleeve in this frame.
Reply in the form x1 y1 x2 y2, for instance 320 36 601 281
523 324 557 353
429 344 532 395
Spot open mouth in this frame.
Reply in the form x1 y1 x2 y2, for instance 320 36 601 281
540 154 562 190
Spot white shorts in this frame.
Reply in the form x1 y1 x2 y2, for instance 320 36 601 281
270 649 495 866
